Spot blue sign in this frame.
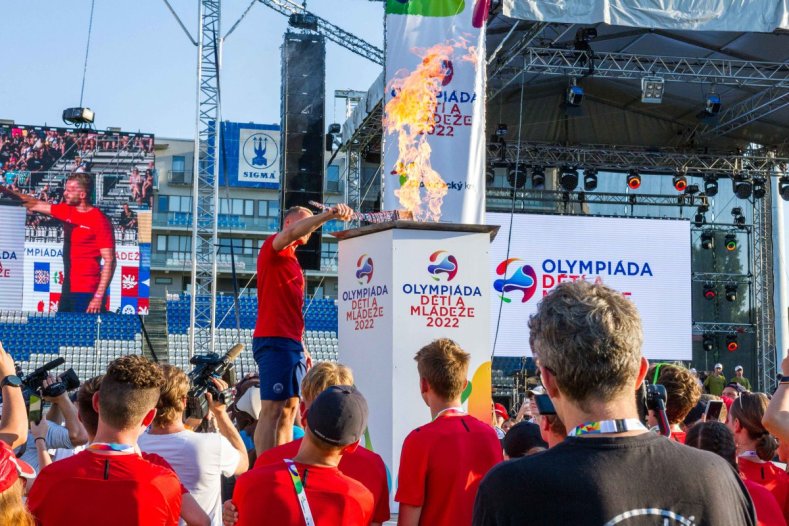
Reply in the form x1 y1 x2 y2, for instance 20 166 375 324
219 121 281 189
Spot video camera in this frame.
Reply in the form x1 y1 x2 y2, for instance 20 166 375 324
185 344 243 420
17 357 80 398
637 381 671 437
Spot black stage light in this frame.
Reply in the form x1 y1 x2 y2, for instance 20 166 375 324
752 176 766 199
725 283 737 302
701 230 714 250
62 107 95 125
726 333 738 352
673 171 687 192
486 166 495 186
780 176 789 201
560 166 579 191
704 174 719 196
531 166 546 189
725 233 737 252
583 168 598 191
694 213 705 228
703 283 716 301
507 164 527 188
732 173 752 199
702 334 715 353
627 169 641 190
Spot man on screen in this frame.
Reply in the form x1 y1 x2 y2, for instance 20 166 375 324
17 173 115 313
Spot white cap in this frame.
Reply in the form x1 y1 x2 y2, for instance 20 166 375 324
735 365 743 371
236 386 261 419
690 368 697 374
714 363 723 369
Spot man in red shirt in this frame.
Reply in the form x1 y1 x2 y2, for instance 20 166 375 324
27 355 182 526
396 338 503 526
253 203 351 455
18 173 115 313
233 385 374 526
224 362 390 526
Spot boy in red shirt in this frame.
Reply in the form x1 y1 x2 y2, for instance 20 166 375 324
396 338 503 526
224 362 390 525
233 385 374 526
27 355 182 526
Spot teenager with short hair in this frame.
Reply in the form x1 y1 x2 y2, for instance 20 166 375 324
233 385 374 525
27 355 182 526
396 338 502 526
647 363 701 443
473 281 754 526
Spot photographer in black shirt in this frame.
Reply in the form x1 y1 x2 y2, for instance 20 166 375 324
473 281 755 526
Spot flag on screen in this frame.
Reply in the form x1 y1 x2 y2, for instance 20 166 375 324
121 266 139 297
34 262 50 292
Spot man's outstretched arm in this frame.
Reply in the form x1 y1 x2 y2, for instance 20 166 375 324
13 191 51 216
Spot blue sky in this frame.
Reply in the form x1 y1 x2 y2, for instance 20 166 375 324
0 0 384 138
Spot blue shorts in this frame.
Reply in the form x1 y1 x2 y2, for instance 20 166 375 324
253 337 306 401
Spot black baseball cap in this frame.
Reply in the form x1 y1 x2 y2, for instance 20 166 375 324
502 422 548 458
306 385 369 447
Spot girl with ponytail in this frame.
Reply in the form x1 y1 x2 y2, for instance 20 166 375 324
728 392 789 522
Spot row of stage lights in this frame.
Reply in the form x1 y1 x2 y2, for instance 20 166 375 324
702 282 739 303
703 334 740 353
495 165 789 201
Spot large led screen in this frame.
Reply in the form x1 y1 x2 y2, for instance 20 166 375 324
0 124 153 314
487 213 692 360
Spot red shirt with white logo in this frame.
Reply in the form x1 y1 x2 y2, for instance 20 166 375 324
50 204 115 293
253 234 304 341
233 460 374 526
396 412 503 526
28 450 182 526
255 438 390 523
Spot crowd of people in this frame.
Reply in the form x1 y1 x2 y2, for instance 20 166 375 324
3 203 789 525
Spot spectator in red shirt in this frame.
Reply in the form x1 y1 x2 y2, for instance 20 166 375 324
646 363 701 444
224 362 390 526
396 338 503 526
16 173 115 313
253 204 351 455
687 421 786 526
233 385 374 526
27 355 182 526
729 392 789 522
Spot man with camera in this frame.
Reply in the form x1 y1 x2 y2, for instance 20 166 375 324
138 364 249 526
16 374 88 471
473 281 755 526
253 204 352 454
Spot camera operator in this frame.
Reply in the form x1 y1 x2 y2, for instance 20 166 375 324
0 341 27 449
139 365 248 526
16 375 88 471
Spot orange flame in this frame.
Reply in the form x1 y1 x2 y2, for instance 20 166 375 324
384 40 476 222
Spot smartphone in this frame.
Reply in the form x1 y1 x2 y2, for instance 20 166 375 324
703 400 724 422
29 394 42 425
534 394 556 416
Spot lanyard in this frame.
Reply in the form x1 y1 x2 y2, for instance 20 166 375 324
87 443 136 454
568 419 648 437
284 459 315 526
433 407 465 421
739 450 764 462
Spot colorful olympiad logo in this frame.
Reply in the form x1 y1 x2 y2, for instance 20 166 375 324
494 258 537 303
355 254 374 284
427 250 458 281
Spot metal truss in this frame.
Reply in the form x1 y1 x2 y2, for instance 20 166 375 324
189 0 221 356
691 272 752 284
258 0 383 65
695 86 789 139
488 142 789 175
753 179 778 391
346 148 362 224
693 322 755 335
502 47 789 88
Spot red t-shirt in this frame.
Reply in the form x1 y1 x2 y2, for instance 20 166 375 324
255 438 390 523
143 451 189 495
233 460 374 526
50 203 115 293
739 458 789 523
670 431 687 444
28 450 182 526
253 235 304 341
745 479 788 526
396 413 503 526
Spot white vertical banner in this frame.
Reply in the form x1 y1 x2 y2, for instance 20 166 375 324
383 0 487 224
0 206 25 310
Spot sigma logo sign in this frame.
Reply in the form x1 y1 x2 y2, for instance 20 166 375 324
241 131 279 183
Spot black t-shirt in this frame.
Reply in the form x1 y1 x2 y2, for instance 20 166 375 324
473 432 755 526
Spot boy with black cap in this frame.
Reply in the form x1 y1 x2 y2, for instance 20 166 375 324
232 385 374 526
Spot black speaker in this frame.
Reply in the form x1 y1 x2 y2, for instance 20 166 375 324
281 32 326 271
